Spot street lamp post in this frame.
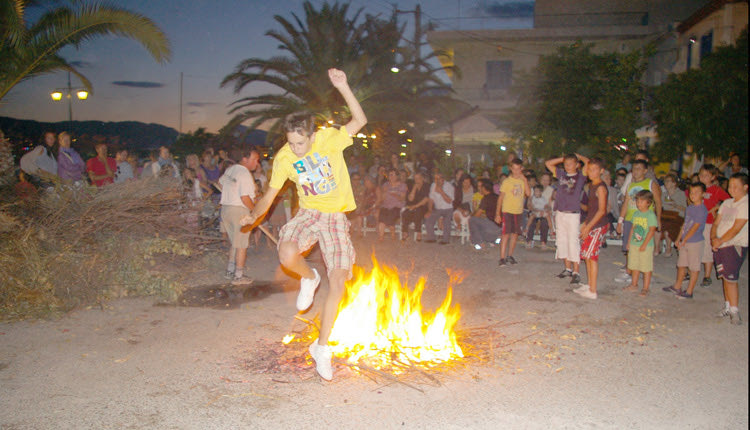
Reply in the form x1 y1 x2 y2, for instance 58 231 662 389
50 71 88 126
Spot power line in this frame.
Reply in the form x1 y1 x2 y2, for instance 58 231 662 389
420 9 545 57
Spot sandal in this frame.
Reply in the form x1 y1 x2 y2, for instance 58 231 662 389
639 289 650 297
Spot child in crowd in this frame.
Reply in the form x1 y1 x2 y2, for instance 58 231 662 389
496 158 530 266
525 184 550 248
663 182 707 299
615 160 661 284
574 158 609 299
545 153 589 284
624 190 658 296
601 169 620 239
712 173 748 325
114 149 134 183
540 172 556 240
696 164 730 287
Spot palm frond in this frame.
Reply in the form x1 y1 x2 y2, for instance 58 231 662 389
0 1 171 101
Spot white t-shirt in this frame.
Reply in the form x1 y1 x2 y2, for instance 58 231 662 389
541 185 554 204
429 181 455 210
219 164 256 207
716 195 748 248
20 146 57 176
531 195 547 214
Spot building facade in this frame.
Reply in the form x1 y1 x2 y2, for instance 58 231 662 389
425 0 746 158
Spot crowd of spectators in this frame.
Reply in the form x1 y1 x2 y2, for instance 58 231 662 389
12 130 748 323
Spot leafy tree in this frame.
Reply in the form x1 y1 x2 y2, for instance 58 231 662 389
509 42 648 163
172 127 215 158
651 29 748 161
221 1 466 153
0 0 171 101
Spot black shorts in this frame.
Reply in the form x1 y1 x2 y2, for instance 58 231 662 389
714 246 748 282
378 207 401 226
502 212 522 235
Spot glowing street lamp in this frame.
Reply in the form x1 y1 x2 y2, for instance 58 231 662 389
50 71 88 124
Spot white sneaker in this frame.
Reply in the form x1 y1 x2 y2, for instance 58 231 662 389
309 339 333 380
614 271 632 283
574 287 597 299
297 268 320 311
574 284 590 293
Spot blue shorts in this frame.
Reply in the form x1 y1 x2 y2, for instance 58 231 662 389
713 246 748 282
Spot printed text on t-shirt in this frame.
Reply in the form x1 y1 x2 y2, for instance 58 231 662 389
293 152 336 196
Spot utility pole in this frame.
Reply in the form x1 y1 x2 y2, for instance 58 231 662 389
179 72 183 135
66 72 73 124
396 4 422 71
395 3 425 158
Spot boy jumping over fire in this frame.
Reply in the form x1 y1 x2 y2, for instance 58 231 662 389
240 68 367 380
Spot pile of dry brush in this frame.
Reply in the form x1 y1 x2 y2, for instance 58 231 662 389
0 177 219 320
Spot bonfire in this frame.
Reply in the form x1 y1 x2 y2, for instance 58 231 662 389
284 256 463 372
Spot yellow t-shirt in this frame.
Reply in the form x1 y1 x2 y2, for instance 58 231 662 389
499 176 525 214
269 126 355 213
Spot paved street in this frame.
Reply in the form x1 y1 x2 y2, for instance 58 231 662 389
1 237 747 429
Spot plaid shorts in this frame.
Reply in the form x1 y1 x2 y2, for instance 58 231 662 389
580 225 608 262
278 208 355 278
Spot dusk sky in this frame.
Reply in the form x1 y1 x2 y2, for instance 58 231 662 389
0 1 533 133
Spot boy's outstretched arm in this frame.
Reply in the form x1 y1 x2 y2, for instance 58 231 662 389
328 68 367 135
575 153 590 176
545 157 563 177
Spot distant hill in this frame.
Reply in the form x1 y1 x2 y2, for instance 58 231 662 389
225 125 269 147
0 116 179 156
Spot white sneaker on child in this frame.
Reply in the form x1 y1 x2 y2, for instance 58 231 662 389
574 287 597 299
614 271 632 283
309 339 333 380
297 268 320 311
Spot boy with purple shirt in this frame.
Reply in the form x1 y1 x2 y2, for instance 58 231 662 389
663 182 708 298
545 153 589 285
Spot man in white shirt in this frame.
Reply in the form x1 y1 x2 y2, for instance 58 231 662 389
424 171 455 244
219 147 260 284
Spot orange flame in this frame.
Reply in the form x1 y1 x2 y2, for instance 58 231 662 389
327 256 463 368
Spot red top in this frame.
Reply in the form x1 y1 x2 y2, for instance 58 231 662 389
687 184 730 224
86 157 117 187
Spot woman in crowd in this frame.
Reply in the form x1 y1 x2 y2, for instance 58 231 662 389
19 131 58 186
350 175 379 237
56 131 85 184
658 173 687 257
376 168 407 241
453 173 476 233
401 171 431 242
719 152 748 178
186 154 212 198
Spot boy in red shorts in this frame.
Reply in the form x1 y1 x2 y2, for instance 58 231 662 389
574 158 609 299
496 158 530 266
241 68 367 380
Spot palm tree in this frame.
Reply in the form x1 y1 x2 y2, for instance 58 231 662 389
0 0 171 101
221 1 466 151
